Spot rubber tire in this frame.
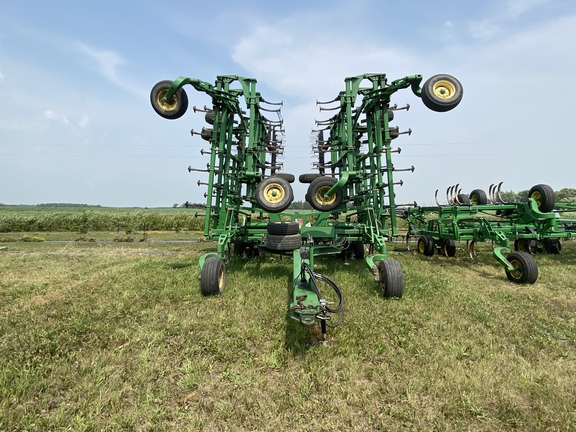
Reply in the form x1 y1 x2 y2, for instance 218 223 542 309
378 259 404 298
270 173 295 184
267 221 300 235
528 184 555 213
543 238 562 254
200 257 225 296
469 189 488 205
417 235 435 256
306 176 343 212
299 173 323 184
265 234 302 251
351 241 364 259
505 252 538 284
387 109 394 122
421 74 463 112
442 239 457 257
255 176 293 213
457 194 470 205
233 240 247 256
150 80 189 120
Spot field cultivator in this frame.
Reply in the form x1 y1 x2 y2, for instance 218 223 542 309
406 183 576 284
150 72 463 340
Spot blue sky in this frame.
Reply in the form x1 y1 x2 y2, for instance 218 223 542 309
1 0 575 207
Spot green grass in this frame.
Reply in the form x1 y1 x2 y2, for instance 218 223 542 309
1 239 575 431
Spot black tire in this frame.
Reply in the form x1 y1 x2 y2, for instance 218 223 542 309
271 173 295 183
505 252 538 284
421 74 463 112
299 173 323 184
457 194 470 205
469 189 488 205
255 177 293 213
265 234 302 251
200 127 212 141
543 238 562 254
351 241 364 259
528 184 555 213
306 176 343 212
200 257 225 295
417 235 435 256
387 109 394 122
150 80 189 120
267 221 300 235
442 239 456 257
378 259 404 298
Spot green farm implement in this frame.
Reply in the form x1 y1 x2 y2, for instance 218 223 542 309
406 183 576 283
150 72 463 340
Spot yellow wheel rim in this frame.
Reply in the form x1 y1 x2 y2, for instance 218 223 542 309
418 240 425 254
315 186 336 205
157 89 179 112
218 266 224 290
432 80 456 100
264 183 285 203
530 191 542 207
509 259 523 280
470 194 479 205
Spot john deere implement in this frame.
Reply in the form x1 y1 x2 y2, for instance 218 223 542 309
150 72 463 340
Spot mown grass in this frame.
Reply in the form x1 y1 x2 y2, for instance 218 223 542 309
1 239 575 431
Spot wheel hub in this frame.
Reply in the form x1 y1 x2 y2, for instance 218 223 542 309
264 184 285 203
432 80 455 99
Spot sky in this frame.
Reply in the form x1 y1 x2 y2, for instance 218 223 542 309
1 0 576 207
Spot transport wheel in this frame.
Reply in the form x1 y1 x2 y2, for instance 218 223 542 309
352 241 364 259
378 259 404 298
150 80 189 120
267 221 300 235
442 239 457 257
200 257 225 296
528 184 555 213
469 189 488 205
543 238 562 254
299 173 323 184
421 74 463 112
505 252 538 284
387 109 394 122
256 176 293 213
417 235 435 256
306 176 343 212
265 234 302 251
514 239 537 254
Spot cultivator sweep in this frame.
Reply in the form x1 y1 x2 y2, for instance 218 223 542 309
150 72 463 340
406 183 576 283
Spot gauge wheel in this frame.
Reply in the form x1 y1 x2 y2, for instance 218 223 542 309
417 235 435 256
150 80 189 120
378 259 404 298
200 257 225 296
421 74 463 112
505 252 538 284
469 189 488 205
528 184 555 213
306 176 343 212
299 173 323 184
255 176 293 213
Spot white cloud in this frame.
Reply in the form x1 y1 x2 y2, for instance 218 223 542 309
468 19 502 39
77 43 125 85
43 109 69 124
78 113 90 128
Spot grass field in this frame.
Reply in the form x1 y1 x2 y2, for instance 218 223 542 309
1 234 575 431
